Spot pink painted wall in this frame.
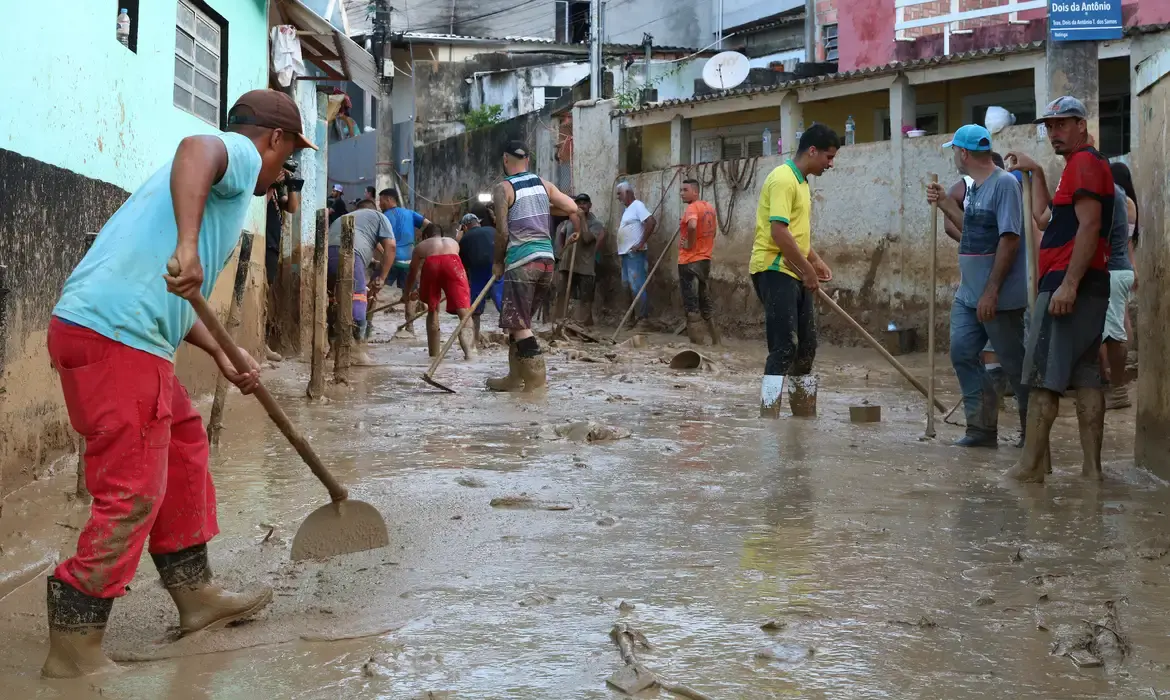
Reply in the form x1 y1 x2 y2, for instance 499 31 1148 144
837 0 1166 72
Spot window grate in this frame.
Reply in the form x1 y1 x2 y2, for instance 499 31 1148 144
174 0 224 128
823 23 838 62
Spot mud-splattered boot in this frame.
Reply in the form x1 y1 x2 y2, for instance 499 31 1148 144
788 375 818 417
685 313 705 345
152 544 272 636
576 301 595 327
41 577 118 678
486 343 524 392
760 375 786 419
518 354 548 391
704 317 721 346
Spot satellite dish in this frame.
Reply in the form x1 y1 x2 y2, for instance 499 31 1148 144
702 52 750 91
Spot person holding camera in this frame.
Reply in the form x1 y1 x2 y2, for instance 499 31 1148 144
264 159 303 361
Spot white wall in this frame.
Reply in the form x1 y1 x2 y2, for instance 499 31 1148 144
471 62 590 119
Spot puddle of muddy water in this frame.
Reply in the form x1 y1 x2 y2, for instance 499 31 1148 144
2 315 1169 699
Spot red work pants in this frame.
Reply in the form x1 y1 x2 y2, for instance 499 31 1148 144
47 318 219 599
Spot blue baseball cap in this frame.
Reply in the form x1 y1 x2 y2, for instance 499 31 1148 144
942 124 992 152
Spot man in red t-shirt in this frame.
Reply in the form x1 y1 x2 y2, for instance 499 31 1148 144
678 179 720 345
1005 96 1114 483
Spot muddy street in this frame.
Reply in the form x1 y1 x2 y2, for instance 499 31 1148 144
1 315 1168 699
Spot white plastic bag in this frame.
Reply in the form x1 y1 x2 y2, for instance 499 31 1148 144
271 25 306 88
984 105 1016 135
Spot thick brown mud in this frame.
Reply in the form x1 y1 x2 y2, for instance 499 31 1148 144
1 310 1168 699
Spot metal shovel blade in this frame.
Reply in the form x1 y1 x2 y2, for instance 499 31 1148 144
421 372 456 394
290 499 390 561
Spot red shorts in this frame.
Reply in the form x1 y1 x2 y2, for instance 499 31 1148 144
419 254 471 314
47 318 218 598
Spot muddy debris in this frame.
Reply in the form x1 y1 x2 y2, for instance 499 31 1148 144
889 616 938 629
760 620 788 632
456 473 487 488
596 516 617 526
754 644 816 665
489 495 574 511
607 623 713 700
540 421 632 442
517 591 556 607
1028 572 1069 586
1134 534 1170 560
974 593 996 607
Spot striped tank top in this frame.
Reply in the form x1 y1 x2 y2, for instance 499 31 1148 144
504 172 553 270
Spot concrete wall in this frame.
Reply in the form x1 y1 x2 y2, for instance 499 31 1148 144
472 63 591 120
0 0 270 498
1132 31 1170 475
412 108 560 229
579 119 1061 343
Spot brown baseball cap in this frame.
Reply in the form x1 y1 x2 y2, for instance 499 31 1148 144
228 89 318 151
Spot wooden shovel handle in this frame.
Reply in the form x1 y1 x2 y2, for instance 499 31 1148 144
815 287 948 413
167 258 348 502
423 275 498 379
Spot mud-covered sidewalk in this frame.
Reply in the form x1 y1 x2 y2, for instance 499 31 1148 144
0 313 1166 699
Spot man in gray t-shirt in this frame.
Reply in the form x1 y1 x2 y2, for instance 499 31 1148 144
927 124 1029 448
328 205 396 270
326 201 395 361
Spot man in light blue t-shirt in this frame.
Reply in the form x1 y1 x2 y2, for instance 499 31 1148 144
43 90 315 679
377 187 432 336
927 124 1029 449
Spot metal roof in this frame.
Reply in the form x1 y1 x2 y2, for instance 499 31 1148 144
394 31 706 56
721 9 806 37
276 0 381 95
614 41 1046 116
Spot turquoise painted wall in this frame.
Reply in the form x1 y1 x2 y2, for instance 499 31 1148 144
0 0 270 230
296 83 329 246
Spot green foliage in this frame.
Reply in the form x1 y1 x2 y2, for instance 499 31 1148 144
464 104 504 130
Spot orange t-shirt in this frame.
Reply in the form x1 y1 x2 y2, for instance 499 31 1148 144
679 200 716 264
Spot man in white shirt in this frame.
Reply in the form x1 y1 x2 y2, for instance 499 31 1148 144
615 182 657 324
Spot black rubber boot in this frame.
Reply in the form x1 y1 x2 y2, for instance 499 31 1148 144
152 544 272 636
42 576 117 678
954 430 998 448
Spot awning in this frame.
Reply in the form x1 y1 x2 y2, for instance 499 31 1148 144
274 0 381 95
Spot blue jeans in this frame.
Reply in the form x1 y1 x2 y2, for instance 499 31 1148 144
620 251 650 319
950 302 1029 437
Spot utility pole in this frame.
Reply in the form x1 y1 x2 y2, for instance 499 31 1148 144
642 32 653 102
373 0 395 193
589 0 602 100
1045 41 1099 144
804 0 816 63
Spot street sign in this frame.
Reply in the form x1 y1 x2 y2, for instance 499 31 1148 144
1049 0 1123 41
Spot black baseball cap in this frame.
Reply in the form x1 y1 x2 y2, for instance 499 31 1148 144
503 140 529 158
574 193 591 203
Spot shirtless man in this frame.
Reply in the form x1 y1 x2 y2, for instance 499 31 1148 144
403 228 475 360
